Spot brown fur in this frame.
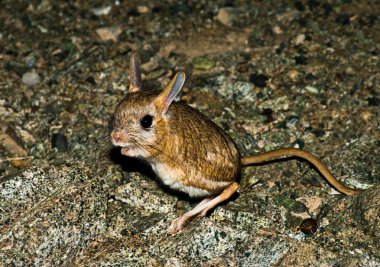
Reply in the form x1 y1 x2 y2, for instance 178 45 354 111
156 102 241 192
111 53 361 233
112 89 240 194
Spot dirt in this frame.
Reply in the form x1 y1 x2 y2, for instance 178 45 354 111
0 1 379 266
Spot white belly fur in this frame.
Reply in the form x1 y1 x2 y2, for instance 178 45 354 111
151 161 230 198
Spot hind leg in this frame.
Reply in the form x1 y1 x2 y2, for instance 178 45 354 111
168 182 239 234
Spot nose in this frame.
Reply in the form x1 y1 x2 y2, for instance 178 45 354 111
111 130 126 144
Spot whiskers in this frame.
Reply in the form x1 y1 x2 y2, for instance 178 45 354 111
103 128 185 179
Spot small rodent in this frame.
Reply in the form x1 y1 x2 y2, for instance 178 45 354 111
111 53 361 233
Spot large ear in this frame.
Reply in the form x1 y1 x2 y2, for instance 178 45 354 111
156 72 186 112
128 52 142 93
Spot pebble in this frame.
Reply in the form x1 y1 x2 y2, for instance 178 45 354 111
257 139 265 149
170 3 191 15
305 73 315 80
30 143 45 158
272 25 283 34
286 116 300 129
288 69 299 81
367 97 380 106
294 55 308 65
25 53 36 68
96 26 122 42
294 1 305 11
51 133 69 152
335 13 350 25
249 73 269 88
137 6 150 14
302 120 311 129
22 72 41 87
216 7 234 27
305 85 318 94
294 34 305 45
193 57 215 70
85 76 96 86
261 108 274 123
10 158 31 169
16 126 36 144
299 218 318 234
237 64 249 73
275 42 286 54
92 6 111 16
312 129 325 137
292 138 305 149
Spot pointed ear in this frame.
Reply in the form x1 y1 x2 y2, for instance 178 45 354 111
156 72 186 112
128 52 142 93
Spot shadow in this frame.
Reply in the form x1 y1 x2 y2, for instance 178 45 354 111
109 146 155 177
109 146 197 202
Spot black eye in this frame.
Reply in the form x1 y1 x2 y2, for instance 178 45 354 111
140 115 153 129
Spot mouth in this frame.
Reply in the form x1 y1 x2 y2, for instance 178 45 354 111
111 139 128 147
111 140 130 154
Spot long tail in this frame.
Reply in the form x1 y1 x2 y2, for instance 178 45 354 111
241 147 361 196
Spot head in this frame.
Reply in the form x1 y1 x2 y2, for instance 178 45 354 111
110 52 186 158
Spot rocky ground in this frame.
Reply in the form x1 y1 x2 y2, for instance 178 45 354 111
0 0 379 266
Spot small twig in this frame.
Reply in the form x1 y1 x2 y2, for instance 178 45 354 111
0 156 33 163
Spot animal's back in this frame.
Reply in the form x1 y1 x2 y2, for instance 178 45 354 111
150 102 241 196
